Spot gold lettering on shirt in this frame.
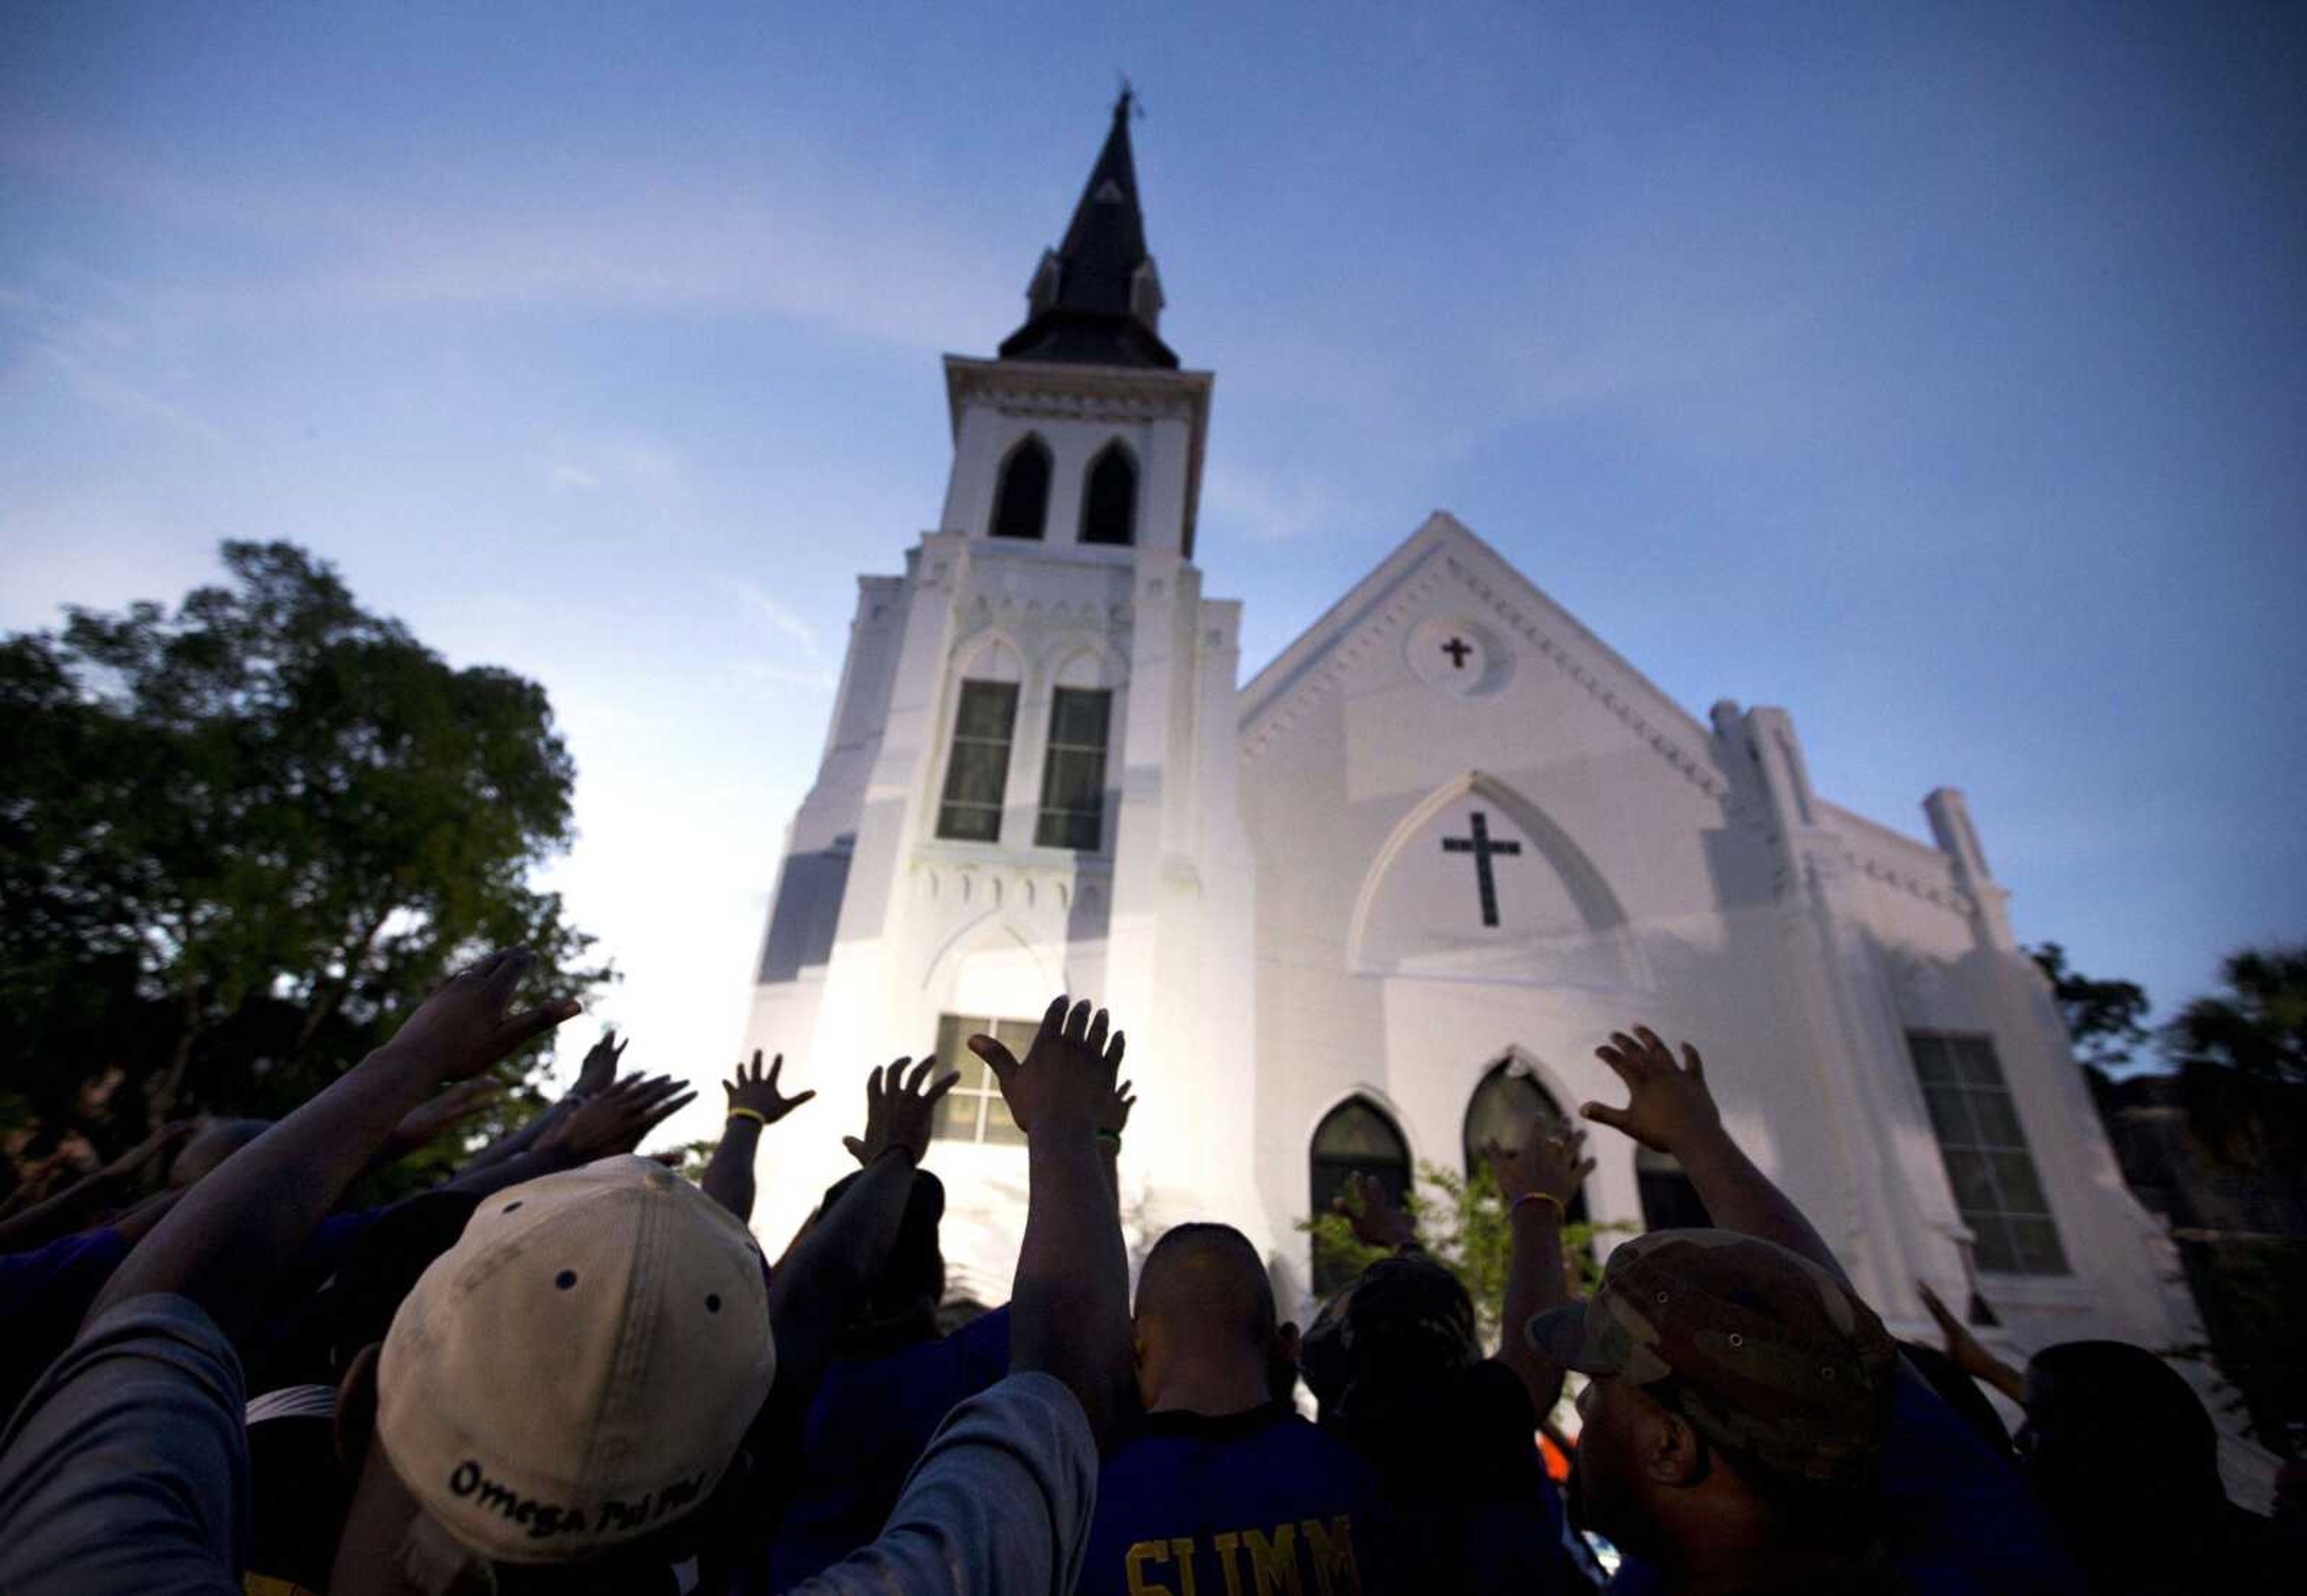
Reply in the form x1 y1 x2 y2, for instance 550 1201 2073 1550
1301 1516 1362 1596
1212 1531 1248 1596
1126 1539 1173 1596
1170 1537 1202 1596
1244 1523 1304 1596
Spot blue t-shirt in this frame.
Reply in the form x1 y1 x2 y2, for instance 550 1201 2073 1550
762 1303 1013 1588
0 1209 382 1425
1079 1402 1383 1596
1605 1369 2084 1595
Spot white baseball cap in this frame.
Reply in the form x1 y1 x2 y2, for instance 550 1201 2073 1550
377 1155 775 1564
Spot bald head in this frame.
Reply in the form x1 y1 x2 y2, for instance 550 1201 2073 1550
1136 1224 1276 1349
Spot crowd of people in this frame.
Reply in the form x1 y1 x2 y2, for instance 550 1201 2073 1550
0 947 2290 1593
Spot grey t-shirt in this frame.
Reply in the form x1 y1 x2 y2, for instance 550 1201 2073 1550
0 1292 249 1595
789 1370 1098 1596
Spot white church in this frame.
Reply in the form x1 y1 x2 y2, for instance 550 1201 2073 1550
740 97 2201 1380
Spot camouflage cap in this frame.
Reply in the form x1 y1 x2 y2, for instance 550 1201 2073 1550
1525 1229 1895 1492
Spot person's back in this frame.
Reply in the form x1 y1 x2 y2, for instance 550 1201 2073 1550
1078 1224 1384 1596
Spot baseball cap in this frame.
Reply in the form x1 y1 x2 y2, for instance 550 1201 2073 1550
377 1156 776 1564
1526 1229 1894 1492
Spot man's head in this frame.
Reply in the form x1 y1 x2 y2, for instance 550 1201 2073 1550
1133 1224 1290 1412
2019 1340 2223 1526
1528 1230 1894 1562
330 1156 774 1592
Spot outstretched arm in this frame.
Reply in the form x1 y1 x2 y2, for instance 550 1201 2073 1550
0 1121 195 1254
1488 1120 1594 1417
88 950 579 1343
457 1027 625 1176
1584 1025 1849 1288
702 1049 816 1222
1918 1278 2028 1404
973 996 1134 1445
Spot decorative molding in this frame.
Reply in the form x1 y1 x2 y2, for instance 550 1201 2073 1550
1846 848 1975 917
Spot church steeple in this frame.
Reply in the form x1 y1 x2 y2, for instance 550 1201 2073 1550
998 89 1179 370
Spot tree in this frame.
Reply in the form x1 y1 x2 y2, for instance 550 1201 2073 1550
2029 941 2151 1074
1299 1161 1617 1347
0 541 608 1183
2163 945 2307 1088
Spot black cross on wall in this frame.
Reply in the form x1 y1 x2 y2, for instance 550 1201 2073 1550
1441 636 1473 670
1441 810 1521 927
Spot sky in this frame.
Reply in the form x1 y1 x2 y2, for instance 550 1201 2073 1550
4 3 2302 1145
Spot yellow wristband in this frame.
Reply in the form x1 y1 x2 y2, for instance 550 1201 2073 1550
727 1107 767 1127
1513 1191 1567 1221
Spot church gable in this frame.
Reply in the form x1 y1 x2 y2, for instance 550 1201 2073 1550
1238 513 1730 811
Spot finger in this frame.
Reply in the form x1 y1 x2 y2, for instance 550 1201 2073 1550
1105 1030 1125 1072
480 947 539 1010
1606 1031 1650 1070
865 1064 884 1102
967 1034 1021 1088
1681 1043 1704 1081
1632 1025 1668 1065
1038 994 1070 1045
1065 998 1092 1043
641 1092 698 1130
785 1088 817 1111
1085 1007 1110 1057
908 1056 940 1095
765 1054 785 1091
496 995 582 1055
923 1070 961 1105
1581 1100 1637 1137
1573 1157 1596 1182
841 1136 866 1161
1594 1043 1641 1087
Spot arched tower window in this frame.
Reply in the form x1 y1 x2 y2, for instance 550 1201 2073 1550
1078 440 1137 547
1464 1060 1591 1225
1310 1097 1410 1295
990 435 1051 541
1637 1146 1713 1232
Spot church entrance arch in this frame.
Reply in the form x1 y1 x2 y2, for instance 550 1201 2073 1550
1309 1096 1410 1295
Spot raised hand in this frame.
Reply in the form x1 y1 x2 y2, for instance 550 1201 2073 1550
842 1054 958 1168
540 1073 697 1162
1488 1117 1594 1210
1582 1025 1722 1156
968 995 1125 1139
382 947 582 1081
574 1027 630 1097
725 1049 816 1125
386 1079 505 1156
1103 1077 1136 1139
1333 1168 1419 1250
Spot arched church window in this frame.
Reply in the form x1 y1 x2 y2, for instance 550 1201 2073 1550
1636 1145 1713 1232
1078 440 1137 547
935 679 1020 842
1310 1097 1410 1295
1462 1060 1591 1226
990 435 1051 541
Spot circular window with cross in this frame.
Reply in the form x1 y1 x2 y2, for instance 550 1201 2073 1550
1407 614 1512 698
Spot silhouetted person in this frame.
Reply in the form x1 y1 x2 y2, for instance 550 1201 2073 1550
2018 1340 2275 1591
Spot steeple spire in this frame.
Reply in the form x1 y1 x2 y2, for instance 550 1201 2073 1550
998 89 1179 369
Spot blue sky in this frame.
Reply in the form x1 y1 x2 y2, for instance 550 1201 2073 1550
4 3 2301 1125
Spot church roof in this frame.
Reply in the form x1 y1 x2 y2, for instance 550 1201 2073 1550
997 90 1181 370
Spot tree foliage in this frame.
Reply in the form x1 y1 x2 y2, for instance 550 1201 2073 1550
1299 1161 1619 1347
2029 941 2151 1074
0 541 608 1180
2162 944 2307 1088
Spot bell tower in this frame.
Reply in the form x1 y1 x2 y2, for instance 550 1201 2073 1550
743 94 1263 1290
